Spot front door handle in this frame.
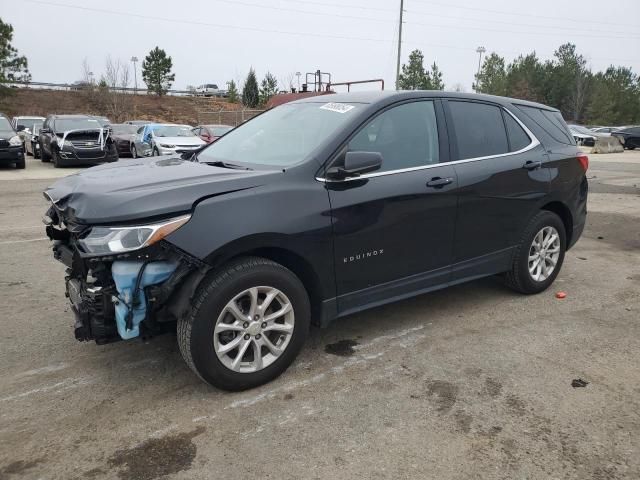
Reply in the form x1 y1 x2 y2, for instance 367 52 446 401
426 177 454 188
523 160 542 170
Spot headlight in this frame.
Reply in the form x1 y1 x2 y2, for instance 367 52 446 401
78 214 191 255
9 136 22 146
159 143 175 148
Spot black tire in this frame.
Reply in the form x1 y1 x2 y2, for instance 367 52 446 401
177 257 310 391
15 157 25 169
131 144 138 158
505 211 566 294
40 142 50 162
51 149 63 168
153 147 160 156
627 146 636 150
33 143 40 159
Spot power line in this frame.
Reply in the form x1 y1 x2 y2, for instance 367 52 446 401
406 19 640 40
23 0 395 42
410 0 640 30
295 0 396 13
406 9 640 37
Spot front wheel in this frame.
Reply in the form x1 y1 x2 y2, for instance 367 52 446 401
177 257 310 391
33 143 40 159
152 147 160 156
505 211 566 294
131 144 138 158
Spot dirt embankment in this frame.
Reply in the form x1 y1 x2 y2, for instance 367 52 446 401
0 88 241 125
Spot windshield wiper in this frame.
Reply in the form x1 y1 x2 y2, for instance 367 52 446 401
204 160 253 170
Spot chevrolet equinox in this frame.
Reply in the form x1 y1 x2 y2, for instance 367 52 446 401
44 92 588 391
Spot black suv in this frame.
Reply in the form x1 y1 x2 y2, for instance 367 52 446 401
39 114 118 167
611 126 640 150
0 114 25 169
43 92 588 391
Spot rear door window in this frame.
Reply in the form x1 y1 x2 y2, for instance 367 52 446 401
448 101 509 159
504 112 531 152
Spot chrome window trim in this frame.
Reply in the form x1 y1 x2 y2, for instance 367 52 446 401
316 106 541 183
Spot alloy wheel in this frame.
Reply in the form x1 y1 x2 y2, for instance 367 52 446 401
213 286 295 373
528 226 560 282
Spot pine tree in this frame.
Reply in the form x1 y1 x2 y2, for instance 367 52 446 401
227 80 239 103
0 18 30 96
397 49 429 90
426 63 444 90
141 47 175 96
242 68 259 108
259 72 278 106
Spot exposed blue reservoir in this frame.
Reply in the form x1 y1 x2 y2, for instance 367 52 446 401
112 260 178 340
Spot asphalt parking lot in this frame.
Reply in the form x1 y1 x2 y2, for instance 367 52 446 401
0 152 639 480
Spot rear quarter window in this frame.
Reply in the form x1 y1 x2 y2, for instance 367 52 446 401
503 111 532 152
515 105 575 145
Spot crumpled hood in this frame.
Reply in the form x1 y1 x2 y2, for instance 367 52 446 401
44 156 273 225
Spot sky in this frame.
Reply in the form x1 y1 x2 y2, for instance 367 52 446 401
2 0 639 93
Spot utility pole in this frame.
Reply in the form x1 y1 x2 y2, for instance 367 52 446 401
395 0 404 90
130 56 139 94
295 71 301 93
475 46 486 92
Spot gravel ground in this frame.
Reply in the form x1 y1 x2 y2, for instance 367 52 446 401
0 151 639 480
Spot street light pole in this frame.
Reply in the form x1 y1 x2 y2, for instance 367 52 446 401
295 72 301 93
130 56 139 94
395 0 405 90
475 46 486 92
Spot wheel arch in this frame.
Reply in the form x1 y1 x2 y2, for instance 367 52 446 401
541 201 573 247
206 242 327 326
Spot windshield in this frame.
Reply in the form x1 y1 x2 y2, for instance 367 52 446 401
111 124 138 135
197 102 362 167
0 117 13 134
569 125 593 135
55 118 102 132
16 118 43 131
154 126 196 137
210 126 233 136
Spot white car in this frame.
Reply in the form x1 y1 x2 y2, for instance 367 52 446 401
591 126 621 136
12 116 46 158
195 84 219 97
131 124 205 157
568 125 598 146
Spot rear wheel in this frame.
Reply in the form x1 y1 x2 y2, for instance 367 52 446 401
505 211 566 294
131 144 138 158
32 142 40 159
177 257 310 391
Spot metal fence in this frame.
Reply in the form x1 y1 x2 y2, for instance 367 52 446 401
197 109 265 126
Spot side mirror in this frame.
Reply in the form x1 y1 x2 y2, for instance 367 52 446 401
327 151 383 180
16 125 25 132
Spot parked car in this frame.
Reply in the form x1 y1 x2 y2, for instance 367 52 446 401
110 124 139 157
0 114 26 169
196 84 219 96
568 124 598 146
39 114 118 167
611 126 640 150
193 124 233 143
90 115 111 127
43 91 588 391
125 120 152 126
12 116 45 158
130 123 205 158
591 126 621 136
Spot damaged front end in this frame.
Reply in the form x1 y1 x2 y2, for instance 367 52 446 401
55 127 118 164
43 203 205 344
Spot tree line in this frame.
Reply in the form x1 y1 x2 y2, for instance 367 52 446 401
399 44 640 126
473 43 640 125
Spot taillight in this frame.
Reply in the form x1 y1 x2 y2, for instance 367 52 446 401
577 153 589 172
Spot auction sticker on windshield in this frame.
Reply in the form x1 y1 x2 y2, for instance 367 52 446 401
320 103 355 114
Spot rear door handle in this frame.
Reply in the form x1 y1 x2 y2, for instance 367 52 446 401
426 176 454 188
523 160 542 170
